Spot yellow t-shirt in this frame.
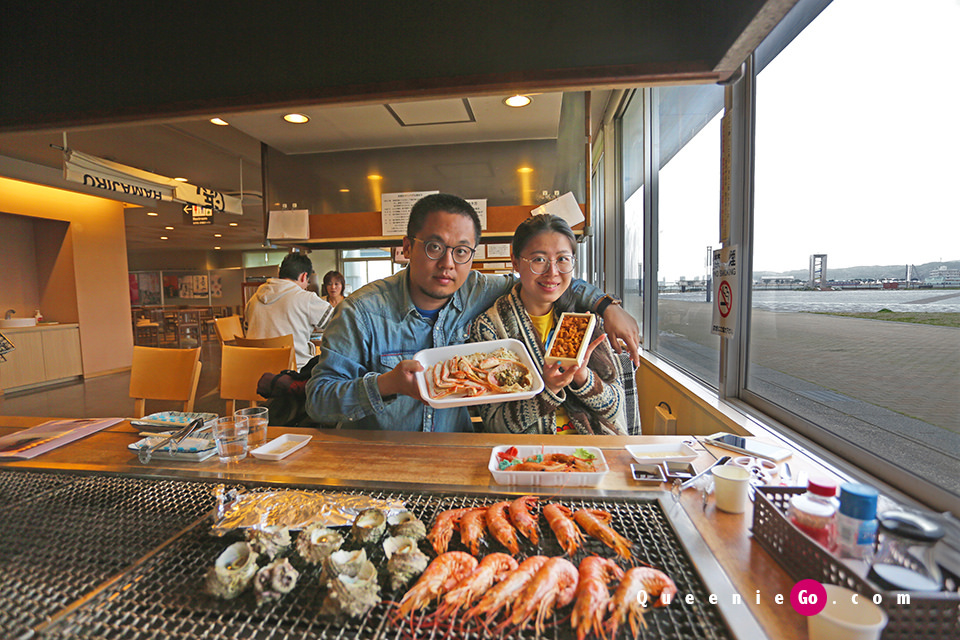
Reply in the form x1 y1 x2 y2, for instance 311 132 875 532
528 310 575 434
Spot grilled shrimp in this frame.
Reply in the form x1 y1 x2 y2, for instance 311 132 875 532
543 503 585 556
573 508 634 561
427 508 470 555
436 552 518 618
571 556 624 640
458 507 488 556
486 501 521 554
464 555 549 625
508 557 579 636
606 567 678 639
509 495 540 546
395 551 478 618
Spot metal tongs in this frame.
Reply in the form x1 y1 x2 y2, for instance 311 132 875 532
137 417 205 464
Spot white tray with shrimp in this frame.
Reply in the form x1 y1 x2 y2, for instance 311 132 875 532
488 445 609 487
414 339 545 409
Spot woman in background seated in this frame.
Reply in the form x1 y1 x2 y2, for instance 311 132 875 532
470 214 627 435
321 271 347 307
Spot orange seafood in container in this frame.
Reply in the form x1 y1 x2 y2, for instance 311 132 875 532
545 312 596 368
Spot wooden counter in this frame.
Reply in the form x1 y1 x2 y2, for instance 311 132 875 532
0 416 834 639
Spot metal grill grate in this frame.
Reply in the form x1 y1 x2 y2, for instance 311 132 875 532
42 486 737 640
0 474 218 638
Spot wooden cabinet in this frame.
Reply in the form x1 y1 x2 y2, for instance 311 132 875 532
0 325 82 392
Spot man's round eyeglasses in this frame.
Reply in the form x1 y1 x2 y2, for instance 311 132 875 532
408 237 476 265
520 255 576 274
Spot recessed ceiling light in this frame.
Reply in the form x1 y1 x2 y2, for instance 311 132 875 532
146 211 158 216
160 236 169 240
367 174 382 181
214 246 222 250
164 226 174 230
517 167 534 173
283 113 309 124
210 117 229 126
339 188 350 193
228 222 238 227
504 94 532 108
174 177 188 182
214 233 222 238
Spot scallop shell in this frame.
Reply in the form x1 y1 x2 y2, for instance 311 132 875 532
387 511 426 541
322 548 368 582
383 535 429 591
204 541 259 599
296 524 344 565
253 557 300 606
351 508 386 544
320 559 381 618
245 525 291 559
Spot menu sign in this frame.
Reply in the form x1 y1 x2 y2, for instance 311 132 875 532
381 191 439 236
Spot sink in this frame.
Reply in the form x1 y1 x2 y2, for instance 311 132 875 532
0 318 38 328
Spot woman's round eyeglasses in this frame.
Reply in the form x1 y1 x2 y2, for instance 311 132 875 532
520 255 576 274
408 237 476 265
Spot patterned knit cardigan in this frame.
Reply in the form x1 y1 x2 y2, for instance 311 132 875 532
469 284 627 436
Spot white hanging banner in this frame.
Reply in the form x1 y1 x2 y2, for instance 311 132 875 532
267 209 311 240
63 149 242 214
530 191 585 226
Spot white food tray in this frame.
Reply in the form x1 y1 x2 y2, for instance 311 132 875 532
128 436 217 462
414 339 545 409
624 442 698 463
488 445 608 487
251 434 312 461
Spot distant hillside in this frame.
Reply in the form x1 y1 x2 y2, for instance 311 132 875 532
755 260 960 282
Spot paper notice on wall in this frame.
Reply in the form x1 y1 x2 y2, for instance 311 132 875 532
711 245 738 338
465 198 487 230
267 209 310 240
486 243 511 258
381 191 439 236
530 191 584 226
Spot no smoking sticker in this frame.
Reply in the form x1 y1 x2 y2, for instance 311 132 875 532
711 245 738 337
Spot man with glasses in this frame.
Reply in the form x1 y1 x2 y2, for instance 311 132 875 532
305 193 637 432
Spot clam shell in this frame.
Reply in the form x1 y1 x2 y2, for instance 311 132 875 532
296 524 344 565
204 541 259 599
321 560 380 618
245 525 291 559
387 511 426 541
351 508 386 544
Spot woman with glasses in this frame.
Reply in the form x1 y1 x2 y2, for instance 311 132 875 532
470 214 627 435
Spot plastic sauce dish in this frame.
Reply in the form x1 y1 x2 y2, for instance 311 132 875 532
251 434 312 461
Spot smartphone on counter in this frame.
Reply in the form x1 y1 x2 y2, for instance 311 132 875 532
703 432 791 462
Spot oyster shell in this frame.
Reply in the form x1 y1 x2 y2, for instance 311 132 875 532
296 524 344 565
351 508 386 544
322 548 368 582
383 535 429 591
320 559 381 618
245 525 292 559
387 511 426 541
253 557 300 606
204 541 259 599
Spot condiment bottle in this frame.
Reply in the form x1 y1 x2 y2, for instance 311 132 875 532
836 483 879 561
868 511 944 592
788 477 838 551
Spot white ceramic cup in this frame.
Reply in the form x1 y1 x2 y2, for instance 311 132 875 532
808 584 888 640
712 464 751 513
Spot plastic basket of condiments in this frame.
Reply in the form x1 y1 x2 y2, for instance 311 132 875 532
752 486 959 640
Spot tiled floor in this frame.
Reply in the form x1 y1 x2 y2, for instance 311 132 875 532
0 341 231 419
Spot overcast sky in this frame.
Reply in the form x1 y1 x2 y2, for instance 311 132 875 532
655 0 959 281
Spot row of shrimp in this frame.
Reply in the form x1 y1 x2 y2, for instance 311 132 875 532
427 495 635 561
394 551 677 639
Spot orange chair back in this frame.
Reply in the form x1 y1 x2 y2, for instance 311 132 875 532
214 315 244 344
220 345 294 415
129 346 202 418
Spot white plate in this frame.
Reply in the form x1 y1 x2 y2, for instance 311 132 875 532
251 434 312 461
414 339 545 409
488 445 608 487
128 436 217 462
624 442 698 464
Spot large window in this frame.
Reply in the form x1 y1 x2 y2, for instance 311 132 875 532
748 0 960 499
341 248 404 294
620 93 644 334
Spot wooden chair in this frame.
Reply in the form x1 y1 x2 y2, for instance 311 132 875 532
129 346 202 418
220 345 294 415
134 318 161 347
214 315 244 345
233 334 296 368
177 309 202 348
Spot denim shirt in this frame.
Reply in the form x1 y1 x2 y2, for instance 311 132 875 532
304 269 603 432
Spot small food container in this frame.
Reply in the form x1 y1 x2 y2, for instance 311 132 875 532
545 312 597 368
488 445 608 487
251 434 312 461
624 442 698 464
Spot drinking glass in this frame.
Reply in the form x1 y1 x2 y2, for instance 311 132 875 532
213 415 249 463
234 406 268 449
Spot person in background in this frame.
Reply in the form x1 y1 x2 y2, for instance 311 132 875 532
305 193 638 432
321 270 347 307
245 253 332 370
471 214 627 435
